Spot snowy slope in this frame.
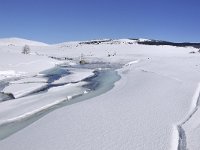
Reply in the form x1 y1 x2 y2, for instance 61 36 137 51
0 51 59 80
0 38 48 46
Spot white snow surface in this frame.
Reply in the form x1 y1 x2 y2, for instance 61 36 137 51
0 81 87 123
0 50 59 80
0 38 48 46
53 68 94 84
0 38 200 150
3 82 47 99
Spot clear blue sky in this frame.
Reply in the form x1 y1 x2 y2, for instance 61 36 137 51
0 0 200 44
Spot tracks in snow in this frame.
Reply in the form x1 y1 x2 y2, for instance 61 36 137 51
175 82 200 150
177 125 187 150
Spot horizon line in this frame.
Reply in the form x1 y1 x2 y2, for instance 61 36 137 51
1 37 200 45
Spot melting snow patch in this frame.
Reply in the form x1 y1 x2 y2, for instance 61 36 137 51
0 71 16 76
67 96 72 101
0 70 26 80
124 60 140 66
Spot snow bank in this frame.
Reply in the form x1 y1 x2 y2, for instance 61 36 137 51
53 68 94 84
0 81 88 123
2 82 47 98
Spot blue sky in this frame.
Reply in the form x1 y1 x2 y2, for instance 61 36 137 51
0 0 200 43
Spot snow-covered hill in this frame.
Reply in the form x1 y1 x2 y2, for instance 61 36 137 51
0 37 200 150
0 38 48 46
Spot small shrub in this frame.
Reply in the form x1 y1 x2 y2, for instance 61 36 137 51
22 45 30 54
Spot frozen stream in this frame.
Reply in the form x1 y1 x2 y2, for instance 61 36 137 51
0 63 121 140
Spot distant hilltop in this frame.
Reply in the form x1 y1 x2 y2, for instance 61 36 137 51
0 37 200 49
0 38 49 46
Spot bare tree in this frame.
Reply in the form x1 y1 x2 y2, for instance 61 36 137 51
22 45 30 54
